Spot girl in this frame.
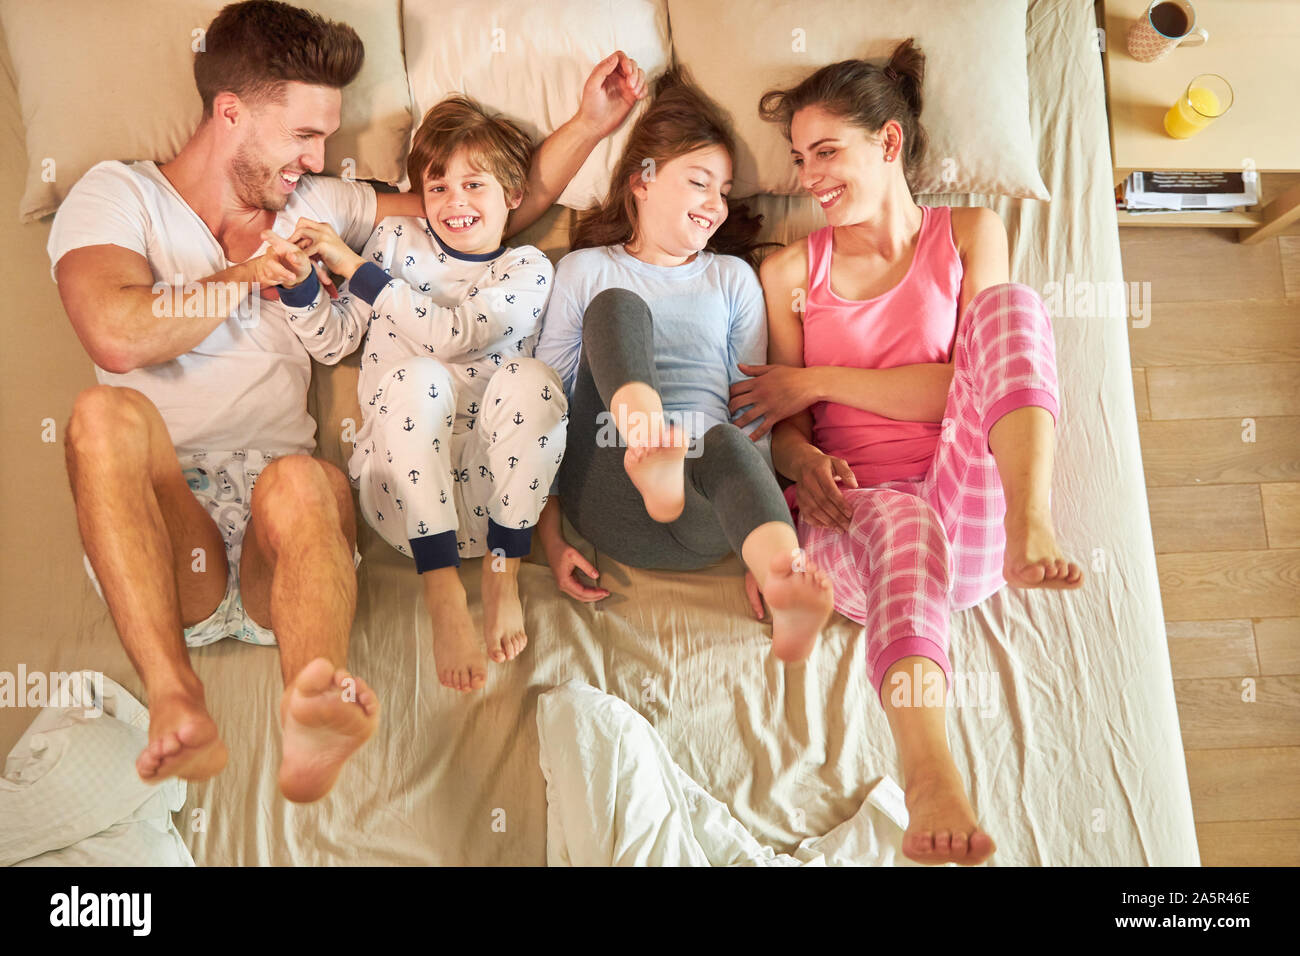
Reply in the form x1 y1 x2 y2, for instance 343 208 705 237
534 69 834 657
734 39 1083 865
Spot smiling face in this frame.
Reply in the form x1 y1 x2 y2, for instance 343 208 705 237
421 149 521 256
628 145 731 260
228 81 340 212
789 105 899 227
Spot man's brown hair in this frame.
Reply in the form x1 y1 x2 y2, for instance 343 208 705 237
406 96 533 200
194 0 364 117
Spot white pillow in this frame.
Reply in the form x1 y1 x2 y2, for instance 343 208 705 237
0 0 412 223
666 0 1050 200
401 0 672 210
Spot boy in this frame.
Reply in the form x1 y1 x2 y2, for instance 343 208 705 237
270 96 567 692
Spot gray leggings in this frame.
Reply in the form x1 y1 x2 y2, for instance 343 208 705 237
558 288 794 571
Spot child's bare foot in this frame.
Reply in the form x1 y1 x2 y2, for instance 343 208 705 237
482 556 528 663
1003 505 1084 589
902 760 996 866
278 658 379 804
763 549 833 663
624 421 688 523
137 688 227 783
426 570 488 691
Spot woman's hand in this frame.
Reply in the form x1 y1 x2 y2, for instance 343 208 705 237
729 364 816 440
794 448 858 533
284 218 364 281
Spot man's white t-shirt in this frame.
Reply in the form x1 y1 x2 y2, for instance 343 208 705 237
47 160 377 456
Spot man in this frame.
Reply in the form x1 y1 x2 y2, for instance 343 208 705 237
49 0 645 803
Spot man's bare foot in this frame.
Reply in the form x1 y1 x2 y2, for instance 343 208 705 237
427 579 488 691
482 558 528 663
903 761 996 866
137 688 228 783
763 549 834 663
1003 505 1084 590
278 658 379 804
624 421 688 523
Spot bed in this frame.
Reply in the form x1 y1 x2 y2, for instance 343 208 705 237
0 0 1199 865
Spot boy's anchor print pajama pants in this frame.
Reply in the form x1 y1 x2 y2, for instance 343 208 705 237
354 356 568 571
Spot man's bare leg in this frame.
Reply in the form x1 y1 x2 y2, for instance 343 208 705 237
64 385 229 782
239 456 379 803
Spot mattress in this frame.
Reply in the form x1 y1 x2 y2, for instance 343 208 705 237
0 0 1199 865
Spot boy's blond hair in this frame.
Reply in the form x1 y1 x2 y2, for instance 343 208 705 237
407 96 533 200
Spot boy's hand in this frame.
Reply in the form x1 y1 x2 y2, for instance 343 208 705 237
285 218 365 281
578 51 647 138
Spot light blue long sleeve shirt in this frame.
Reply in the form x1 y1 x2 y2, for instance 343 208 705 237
535 243 772 465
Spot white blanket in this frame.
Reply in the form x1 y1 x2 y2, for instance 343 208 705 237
1 672 193 867
537 680 924 866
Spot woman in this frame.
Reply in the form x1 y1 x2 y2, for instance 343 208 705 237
534 68 834 657
733 39 1084 865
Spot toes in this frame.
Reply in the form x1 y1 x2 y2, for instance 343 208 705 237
296 657 336 694
933 829 953 855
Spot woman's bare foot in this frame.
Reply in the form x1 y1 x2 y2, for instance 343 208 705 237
137 688 228 783
902 760 996 865
624 421 688 522
763 549 834 662
482 557 528 663
1003 505 1084 589
426 571 488 691
278 658 379 804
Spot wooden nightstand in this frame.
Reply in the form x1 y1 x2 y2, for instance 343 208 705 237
1099 0 1300 243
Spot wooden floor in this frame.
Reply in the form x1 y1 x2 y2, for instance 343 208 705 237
1122 218 1300 866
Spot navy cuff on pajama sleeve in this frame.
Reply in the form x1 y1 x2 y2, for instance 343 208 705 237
349 261 391 305
410 530 460 573
278 269 320 308
487 519 533 558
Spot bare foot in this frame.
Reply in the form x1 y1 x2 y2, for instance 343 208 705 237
624 421 688 523
1003 506 1084 590
278 658 379 804
482 557 528 663
903 762 996 866
428 581 488 692
763 549 834 663
137 688 228 783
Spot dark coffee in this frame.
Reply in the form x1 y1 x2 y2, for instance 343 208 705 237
1150 2 1190 37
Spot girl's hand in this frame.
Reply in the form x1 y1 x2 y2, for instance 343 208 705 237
549 544 610 603
729 364 816 440
284 218 364 280
794 450 858 533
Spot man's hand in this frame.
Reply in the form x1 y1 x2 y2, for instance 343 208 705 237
250 230 313 289
794 448 858 533
284 218 364 282
577 51 647 138
729 363 816 440
549 544 611 603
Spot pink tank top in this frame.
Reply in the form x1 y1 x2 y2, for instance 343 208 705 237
801 205 963 487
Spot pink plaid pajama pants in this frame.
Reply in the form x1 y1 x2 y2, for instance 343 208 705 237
796 282 1060 697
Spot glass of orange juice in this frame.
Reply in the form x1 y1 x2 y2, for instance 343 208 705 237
1163 74 1233 138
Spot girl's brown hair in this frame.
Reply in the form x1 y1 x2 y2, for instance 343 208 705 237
571 66 767 269
757 38 928 190
406 95 533 199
